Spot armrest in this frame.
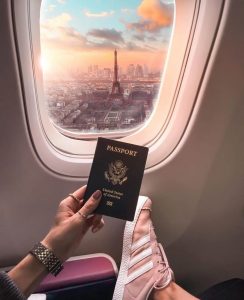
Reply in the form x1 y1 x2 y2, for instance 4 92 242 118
35 253 118 293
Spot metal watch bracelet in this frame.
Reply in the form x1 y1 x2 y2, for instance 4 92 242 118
29 242 64 276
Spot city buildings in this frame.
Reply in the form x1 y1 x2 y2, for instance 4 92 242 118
44 50 161 133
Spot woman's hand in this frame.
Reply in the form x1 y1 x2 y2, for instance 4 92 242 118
42 185 104 262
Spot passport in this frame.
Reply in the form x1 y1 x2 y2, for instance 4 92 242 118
84 137 148 221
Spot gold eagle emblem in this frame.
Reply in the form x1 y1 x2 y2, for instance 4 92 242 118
105 160 128 185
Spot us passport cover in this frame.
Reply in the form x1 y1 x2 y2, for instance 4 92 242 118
84 137 148 221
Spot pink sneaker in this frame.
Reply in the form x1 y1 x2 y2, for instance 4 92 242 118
113 196 174 300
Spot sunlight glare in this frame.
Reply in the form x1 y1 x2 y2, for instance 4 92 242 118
40 55 50 73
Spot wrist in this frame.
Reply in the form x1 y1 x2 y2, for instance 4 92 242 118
30 242 64 276
41 235 67 263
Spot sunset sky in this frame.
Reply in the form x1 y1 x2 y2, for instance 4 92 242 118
40 0 174 79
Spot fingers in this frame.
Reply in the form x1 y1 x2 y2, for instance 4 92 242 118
75 191 104 234
78 190 102 220
72 185 87 201
90 214 105 233
62 185 87 212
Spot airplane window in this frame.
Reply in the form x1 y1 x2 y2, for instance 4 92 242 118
40 0 175 138
13 0 223 175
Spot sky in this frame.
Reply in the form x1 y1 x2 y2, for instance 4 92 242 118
40 0 175 79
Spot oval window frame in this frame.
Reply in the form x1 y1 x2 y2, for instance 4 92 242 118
12 0 224 177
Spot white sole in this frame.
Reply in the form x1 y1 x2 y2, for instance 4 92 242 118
112 196 149 300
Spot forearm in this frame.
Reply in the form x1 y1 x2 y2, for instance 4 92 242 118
0 187 103 299
7 254 48 298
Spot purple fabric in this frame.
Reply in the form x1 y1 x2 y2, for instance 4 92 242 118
35 256 116 293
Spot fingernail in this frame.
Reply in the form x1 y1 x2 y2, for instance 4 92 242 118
93 190 102 200
92 227 99 233
86 214 94 219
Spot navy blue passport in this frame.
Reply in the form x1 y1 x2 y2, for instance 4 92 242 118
84 137 148 221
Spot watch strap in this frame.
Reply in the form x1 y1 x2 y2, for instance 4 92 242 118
30 242 63 276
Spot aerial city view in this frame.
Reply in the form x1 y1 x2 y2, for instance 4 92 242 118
40 0 174 133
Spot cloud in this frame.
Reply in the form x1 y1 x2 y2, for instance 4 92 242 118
41 27 87 50
87 29 124 44
146 35 157 42
41 15 123 52
47 4 56 12
41 14 89 50
126 0 173 33
121 8 134 14
133 34 145 42
88 41 119 50
126 41 143 51
57 0 66 3
41 13 156 54
84 10 114 18
138 0 173 25
43 13 72 28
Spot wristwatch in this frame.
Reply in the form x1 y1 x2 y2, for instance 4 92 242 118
30 242 64 276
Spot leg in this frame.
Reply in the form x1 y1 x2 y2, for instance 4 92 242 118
150 282 199 300
113 197 198 300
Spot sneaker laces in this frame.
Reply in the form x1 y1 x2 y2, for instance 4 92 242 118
142 207 152 212
154 244 173 289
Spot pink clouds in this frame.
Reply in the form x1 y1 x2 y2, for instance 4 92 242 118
126 0 173 32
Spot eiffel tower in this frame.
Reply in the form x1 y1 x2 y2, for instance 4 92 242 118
110 49 123 99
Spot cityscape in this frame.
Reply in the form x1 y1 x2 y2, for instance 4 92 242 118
45 50 162 133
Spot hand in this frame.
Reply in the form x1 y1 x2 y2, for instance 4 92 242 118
41 186 104 262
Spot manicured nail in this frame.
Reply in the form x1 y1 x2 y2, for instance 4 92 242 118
93 190 102 200
86 214 94 219
92 227 99 233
